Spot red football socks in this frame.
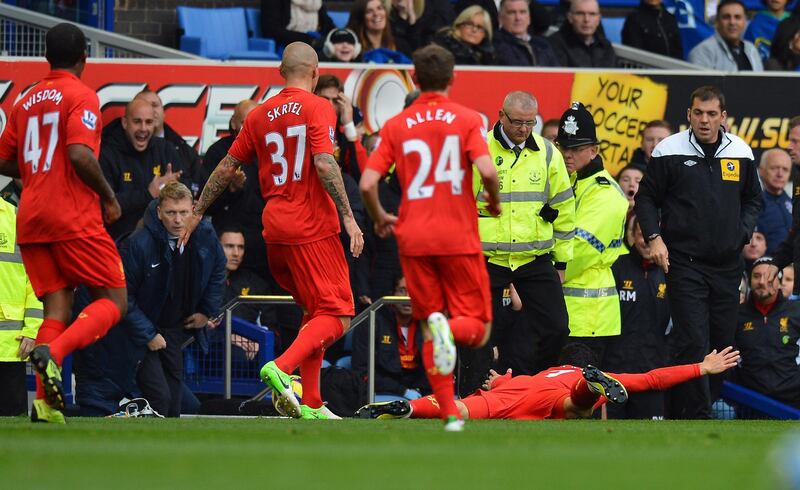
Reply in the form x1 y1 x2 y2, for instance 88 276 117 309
34 318 67 399
570 378 601 410
49 298 122 365
299 350 324 409
274 315 343 375
422 340 460 420
409 396 441 419
449 316 486 348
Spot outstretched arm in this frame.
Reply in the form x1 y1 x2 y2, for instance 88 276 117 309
613 347 741 392
315 152 363 257
68 144 120 224
178 153 241 247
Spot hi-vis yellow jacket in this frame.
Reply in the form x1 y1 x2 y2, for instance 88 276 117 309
475 124 576 271
564 158 628 337
0 198 42 361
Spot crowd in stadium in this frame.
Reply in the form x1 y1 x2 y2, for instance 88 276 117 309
1 1 800 426
258 0 800 70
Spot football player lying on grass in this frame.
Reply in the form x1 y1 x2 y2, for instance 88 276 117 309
357 343 740 421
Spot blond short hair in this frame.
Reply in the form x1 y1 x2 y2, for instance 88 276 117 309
158 181 192 205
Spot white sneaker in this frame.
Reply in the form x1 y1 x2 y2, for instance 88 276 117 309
318 405 342 420
428 312 456 375
444 416 465 432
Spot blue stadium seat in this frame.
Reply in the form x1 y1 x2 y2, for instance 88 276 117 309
176 6 279 61
245 7 263 38
601 17 625 44
329 10 350 29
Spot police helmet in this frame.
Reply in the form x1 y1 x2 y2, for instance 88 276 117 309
556 101 598 148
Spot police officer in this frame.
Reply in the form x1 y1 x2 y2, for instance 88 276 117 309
635 85 762 418
465 91 575 394
557 101 628 365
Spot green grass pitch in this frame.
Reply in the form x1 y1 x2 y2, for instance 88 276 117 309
0 417 796 489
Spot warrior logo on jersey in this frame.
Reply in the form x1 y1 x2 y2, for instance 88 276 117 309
382 335 392 344
82 110 97 130
123 172 132 182
622 280 633 290
743 321 754 331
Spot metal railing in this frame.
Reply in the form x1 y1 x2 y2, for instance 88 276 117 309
217 294 410 404
613 43 703 70
0 3 200 59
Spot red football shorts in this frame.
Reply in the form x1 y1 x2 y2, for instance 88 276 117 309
20 232 126 298
266 234 354 317
466 379 569 420
400 253 492 323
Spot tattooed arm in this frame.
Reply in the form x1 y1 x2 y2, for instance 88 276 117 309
178 153 242 247
314 152 364 258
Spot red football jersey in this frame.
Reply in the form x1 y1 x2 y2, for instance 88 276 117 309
481 364 700 420
0 70 105 244
229 87 339 245
366 92 489 256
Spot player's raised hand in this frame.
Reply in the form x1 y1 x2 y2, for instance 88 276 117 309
102 196 122 225
178 210 202 249
343 215 364 258
373 211 398 239
699 346 740 375
482 368 512 391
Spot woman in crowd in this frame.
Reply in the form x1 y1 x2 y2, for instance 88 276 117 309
347 0 412 58
390 0 454 53
433 5 495 65
765 16 800 70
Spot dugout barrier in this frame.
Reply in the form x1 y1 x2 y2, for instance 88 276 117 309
213 295 410 403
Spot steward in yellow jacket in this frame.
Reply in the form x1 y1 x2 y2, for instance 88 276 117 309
468 91 575 386
0 197 43 415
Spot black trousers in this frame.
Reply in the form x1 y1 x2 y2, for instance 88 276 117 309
0 362 28 416
137 328 190 418
457 256 569 397
666 255 740 419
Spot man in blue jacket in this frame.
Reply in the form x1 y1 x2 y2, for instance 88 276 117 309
123 182 226 417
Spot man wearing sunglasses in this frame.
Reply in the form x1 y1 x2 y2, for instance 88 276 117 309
464 91 575 396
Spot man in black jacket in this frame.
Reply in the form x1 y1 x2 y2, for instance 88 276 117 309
493 0 560 67
100 99 193 239
635 85 762 418
767 117 800 293
351 275 430 400
547 0 617 67
622 0 683 59
606 215 670 419
735 257 800 408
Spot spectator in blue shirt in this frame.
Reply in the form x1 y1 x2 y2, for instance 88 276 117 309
757 148 793 255
744 0 791 60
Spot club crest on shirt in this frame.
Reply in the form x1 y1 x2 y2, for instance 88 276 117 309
153 166 161 177
329 126 335 144
495 156 503 166
529 169 542 185
657 283 667 299
241 287 250 296
0 233 7 247
780 317 789 333
82 110 97 130
720 159 740 182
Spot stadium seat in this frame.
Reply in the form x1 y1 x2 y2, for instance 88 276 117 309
176 6 279 61
601 17 625 44
245 7 263 37
329 10 350 29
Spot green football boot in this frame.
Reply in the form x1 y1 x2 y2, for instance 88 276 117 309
31 399 65 424
582 365 628 404
29 345 65 410
299 404 342 420
260 361 301 418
